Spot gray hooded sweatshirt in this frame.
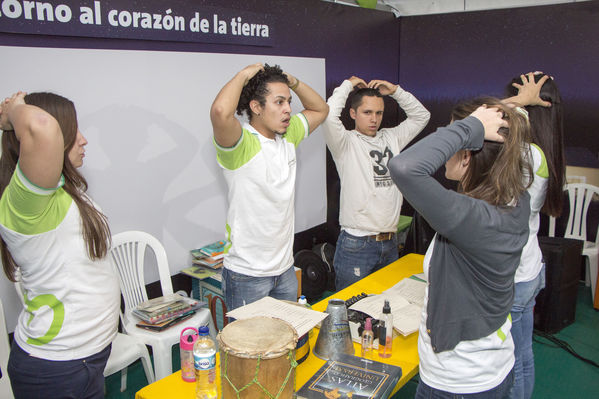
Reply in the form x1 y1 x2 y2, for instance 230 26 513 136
389 116 530 353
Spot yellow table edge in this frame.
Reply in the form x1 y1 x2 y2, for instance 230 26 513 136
135 253 424 398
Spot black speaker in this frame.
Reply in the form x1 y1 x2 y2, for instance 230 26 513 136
534 236 584 333
312 242 336 292
295 250 328 302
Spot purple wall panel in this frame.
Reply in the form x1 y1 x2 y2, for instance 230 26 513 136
399 1 599 156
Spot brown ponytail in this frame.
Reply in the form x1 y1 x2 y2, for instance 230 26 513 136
451 97 533 206
0 92 111 282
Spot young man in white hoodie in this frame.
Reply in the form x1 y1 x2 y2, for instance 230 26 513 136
323 76 429 289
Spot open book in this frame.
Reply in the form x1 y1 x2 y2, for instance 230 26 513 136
348 277 426 336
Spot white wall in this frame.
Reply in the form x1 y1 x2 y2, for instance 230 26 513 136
0 46 327 332
329 0 592 16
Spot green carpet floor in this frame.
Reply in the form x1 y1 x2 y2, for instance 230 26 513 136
390 284 599 399
105 283 599 398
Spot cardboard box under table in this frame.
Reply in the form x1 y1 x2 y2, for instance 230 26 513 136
135 253 424 398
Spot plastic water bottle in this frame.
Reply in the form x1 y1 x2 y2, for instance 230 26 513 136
194 326 217 399
298 295 308 306
297 295 314 339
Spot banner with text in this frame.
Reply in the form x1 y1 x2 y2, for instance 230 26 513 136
0 0 273 46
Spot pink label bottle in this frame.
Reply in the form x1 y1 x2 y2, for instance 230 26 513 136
180 327 198 382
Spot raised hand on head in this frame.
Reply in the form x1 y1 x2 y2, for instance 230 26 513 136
511 72 551 107
0 91 27 131
470 105 508 143
367 80 398 96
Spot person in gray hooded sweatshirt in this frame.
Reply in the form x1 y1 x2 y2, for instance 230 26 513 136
390 98 532 398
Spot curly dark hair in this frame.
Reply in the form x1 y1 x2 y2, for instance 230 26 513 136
236 64 289 119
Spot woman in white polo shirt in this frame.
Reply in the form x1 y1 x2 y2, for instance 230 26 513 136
0 92 119 399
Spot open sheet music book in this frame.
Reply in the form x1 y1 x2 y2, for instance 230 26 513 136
348 277 426 336
225 296 328 337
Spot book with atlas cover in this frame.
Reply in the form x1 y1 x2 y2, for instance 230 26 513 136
296 353 401 399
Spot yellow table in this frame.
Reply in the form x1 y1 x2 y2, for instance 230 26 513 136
135 253 424 398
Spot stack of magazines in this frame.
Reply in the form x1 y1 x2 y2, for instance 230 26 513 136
190 240 226 269
133 293 204 331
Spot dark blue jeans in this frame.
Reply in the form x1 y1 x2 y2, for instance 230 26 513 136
8 341 111 399
333 230 399 290
415 370 514 399
222 265 298 311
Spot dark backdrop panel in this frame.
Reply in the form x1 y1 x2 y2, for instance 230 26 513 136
399 1 599 156
0 0 399 102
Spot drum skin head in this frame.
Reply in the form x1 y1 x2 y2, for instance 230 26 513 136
217 316 298 359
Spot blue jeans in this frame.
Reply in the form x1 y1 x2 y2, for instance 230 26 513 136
333 230 399 290
222 265 298 311
508 266 545 399
8 341 111 399
415 370 514 399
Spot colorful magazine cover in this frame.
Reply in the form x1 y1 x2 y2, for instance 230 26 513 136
198 240 226 257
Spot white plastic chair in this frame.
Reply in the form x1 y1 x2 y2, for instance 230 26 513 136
549 183 599 302
103 331 155 392
0 299 15 399
109 230 216 380
14 279 154 392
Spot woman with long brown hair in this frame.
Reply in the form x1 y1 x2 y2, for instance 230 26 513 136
504 72 565 399
0 92 119 398
390 98 532 398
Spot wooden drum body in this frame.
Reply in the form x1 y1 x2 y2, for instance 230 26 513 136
217 316 298 398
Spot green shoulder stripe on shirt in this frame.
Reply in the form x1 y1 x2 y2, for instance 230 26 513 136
16 162 66 195
0 167 72 235
214 128 261 170
531 143 549 178
284 113 309 148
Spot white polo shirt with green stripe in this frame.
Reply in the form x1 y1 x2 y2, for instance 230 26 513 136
0 166 119 361
418 238 514 393
516 143 549 283
216 113 309 277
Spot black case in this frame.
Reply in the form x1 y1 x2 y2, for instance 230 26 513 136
534 236 584 333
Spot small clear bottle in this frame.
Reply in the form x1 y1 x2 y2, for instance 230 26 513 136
298 295 314 339
361 317 374 358
378 300 393 358
193 326 217 399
